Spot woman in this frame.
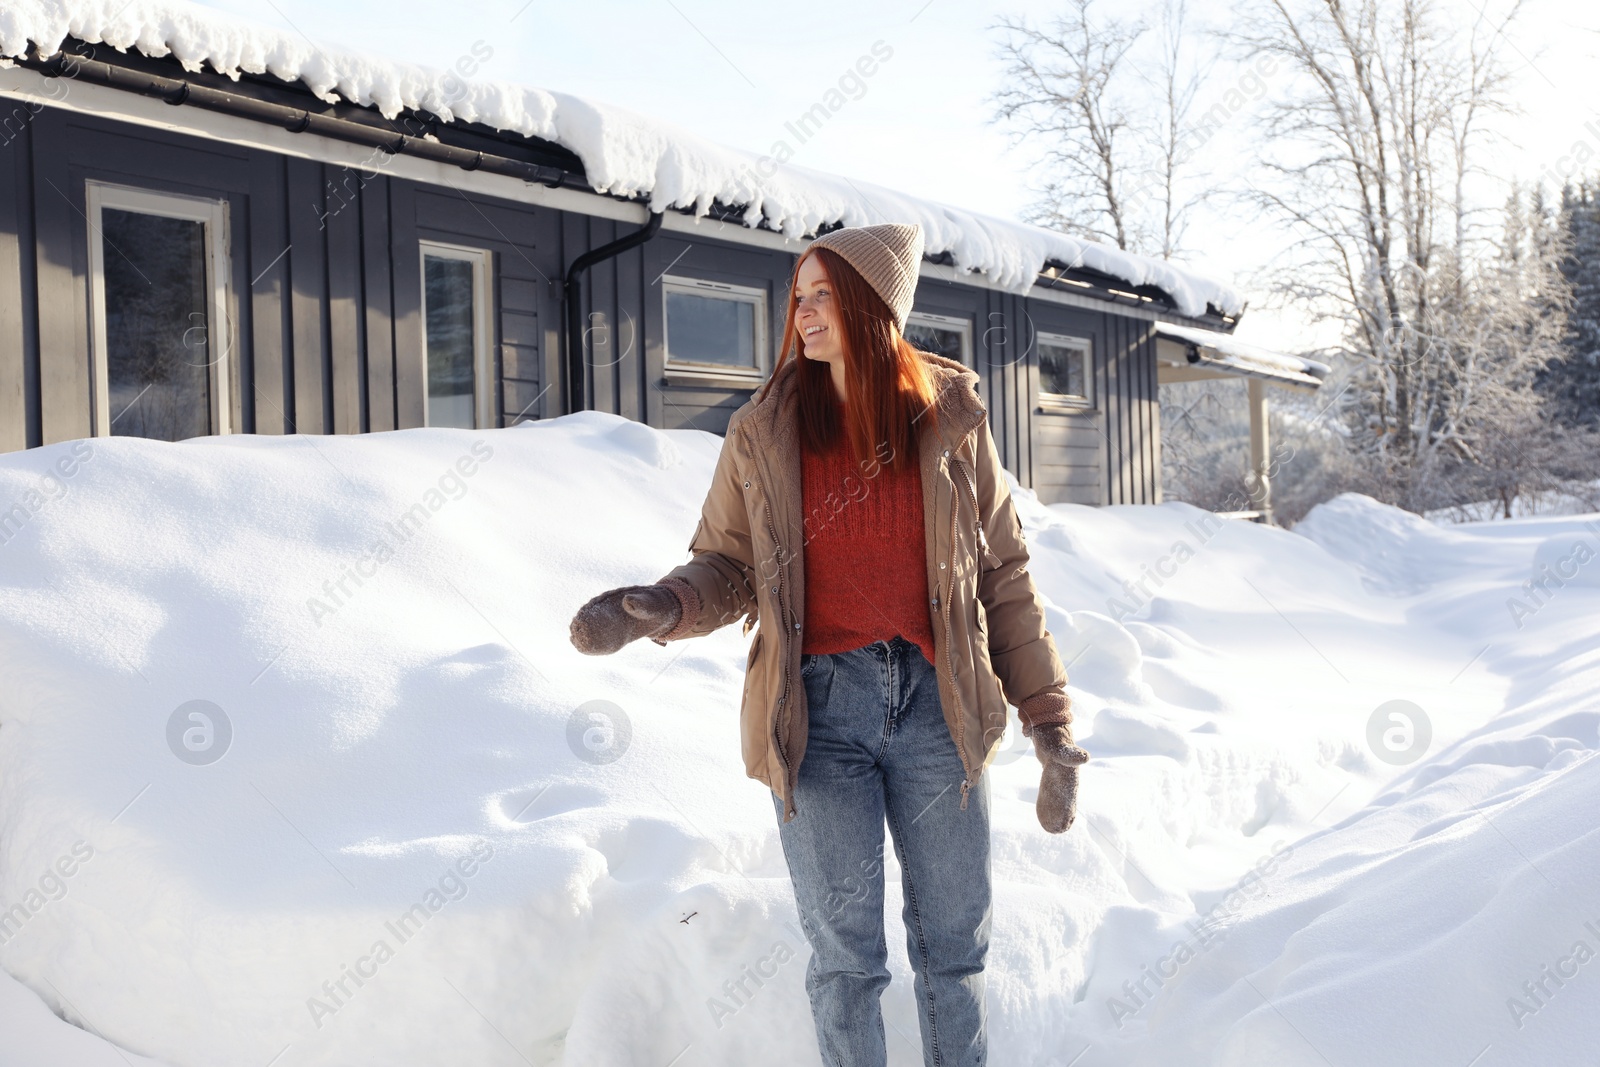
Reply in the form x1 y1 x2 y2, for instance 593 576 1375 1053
569 222 1089 1067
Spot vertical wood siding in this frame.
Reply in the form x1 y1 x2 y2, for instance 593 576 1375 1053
31 112 87 444
360 178 395 433
285 158 329 434
247 155 290 435
0 114 30 450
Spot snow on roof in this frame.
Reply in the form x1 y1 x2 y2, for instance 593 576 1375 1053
0 0 1246 319
1154 320 1331 390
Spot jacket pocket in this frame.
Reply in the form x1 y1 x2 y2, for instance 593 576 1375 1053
740 630 771 780
744 630 764 685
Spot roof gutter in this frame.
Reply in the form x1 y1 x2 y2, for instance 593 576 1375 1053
18 46 575 189
563 212 664 413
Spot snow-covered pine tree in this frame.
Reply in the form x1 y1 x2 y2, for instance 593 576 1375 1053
1545 180 1600 426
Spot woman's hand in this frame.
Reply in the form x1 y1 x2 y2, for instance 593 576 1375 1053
1032 723 1090 833
570 584 682 655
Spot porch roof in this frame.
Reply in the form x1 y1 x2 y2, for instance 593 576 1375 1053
1153 321 1331 392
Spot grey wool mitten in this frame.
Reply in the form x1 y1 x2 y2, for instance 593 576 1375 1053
569 584 682 655
1032 723 1090 834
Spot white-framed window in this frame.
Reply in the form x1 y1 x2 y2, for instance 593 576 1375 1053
86 181 232 441
1037 331 1093 408
904 311 973 364
420 241 494 430
662 275 768 380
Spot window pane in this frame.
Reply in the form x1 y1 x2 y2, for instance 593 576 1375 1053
904 322 966 362
1040 341 1088 399
101 207 212 441
666 290 756 367
425 255 478 429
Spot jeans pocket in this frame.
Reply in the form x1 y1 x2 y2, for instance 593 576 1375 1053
800 653 833 714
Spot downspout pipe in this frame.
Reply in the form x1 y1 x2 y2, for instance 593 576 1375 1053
563 212 663 413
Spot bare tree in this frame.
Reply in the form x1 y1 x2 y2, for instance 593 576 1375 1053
989 0 1215 261
1147 0 1208 260
1229 0 1571 512
990 0 1147 252
1159 379 1252 508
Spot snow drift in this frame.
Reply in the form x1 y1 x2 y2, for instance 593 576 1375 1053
1 417 1598 1066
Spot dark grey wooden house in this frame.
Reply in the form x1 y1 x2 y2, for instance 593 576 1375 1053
0 13 1327 511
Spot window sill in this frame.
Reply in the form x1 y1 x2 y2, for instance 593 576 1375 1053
662 364 767 389
1037 398 1097 416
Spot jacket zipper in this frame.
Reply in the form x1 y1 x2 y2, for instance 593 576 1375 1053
739 421 796 821
952 458 997 567
944 450 975 810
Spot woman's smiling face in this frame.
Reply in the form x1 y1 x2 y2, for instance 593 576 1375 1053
794 253 843 366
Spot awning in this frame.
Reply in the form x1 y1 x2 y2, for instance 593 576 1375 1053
1153 321 1331 391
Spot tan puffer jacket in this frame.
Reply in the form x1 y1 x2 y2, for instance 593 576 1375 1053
651 350 1073 822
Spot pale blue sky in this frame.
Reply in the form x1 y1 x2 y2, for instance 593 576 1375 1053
200 0 1596 353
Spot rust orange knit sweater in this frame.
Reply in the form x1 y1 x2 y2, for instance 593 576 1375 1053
800 398 937 666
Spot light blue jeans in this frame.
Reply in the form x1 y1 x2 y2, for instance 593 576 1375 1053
772 634 992 1067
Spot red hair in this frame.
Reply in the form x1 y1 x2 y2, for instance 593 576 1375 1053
760 245 940 472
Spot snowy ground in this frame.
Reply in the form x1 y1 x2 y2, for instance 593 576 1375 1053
1427 480 1600 524
1 413 1597 1067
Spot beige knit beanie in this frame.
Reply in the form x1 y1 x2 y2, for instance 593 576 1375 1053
807 223 924 333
